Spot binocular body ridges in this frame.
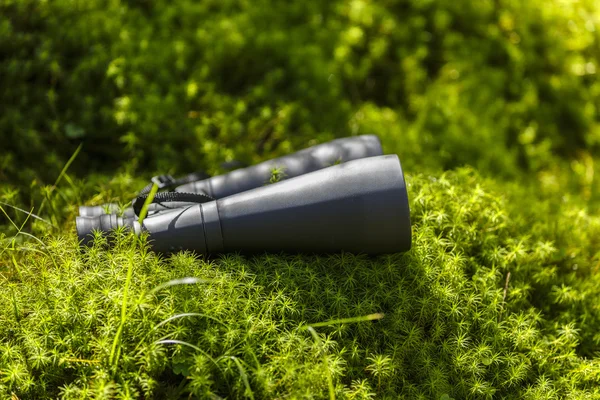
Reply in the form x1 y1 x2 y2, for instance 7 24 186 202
79 135 382 218
125 154 411 255
76 136 412 255
175 134 383 199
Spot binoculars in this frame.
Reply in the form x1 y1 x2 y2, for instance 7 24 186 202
77 135 412 255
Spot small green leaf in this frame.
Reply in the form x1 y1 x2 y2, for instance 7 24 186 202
64 123 86 139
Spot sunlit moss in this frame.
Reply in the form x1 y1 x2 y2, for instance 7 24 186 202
2 170 600 398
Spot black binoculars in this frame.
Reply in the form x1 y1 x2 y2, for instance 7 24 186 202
77 135 411 255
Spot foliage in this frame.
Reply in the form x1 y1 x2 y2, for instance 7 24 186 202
2 0 600 398
1 0 600 187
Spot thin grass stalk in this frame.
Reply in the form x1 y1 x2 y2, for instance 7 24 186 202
109 256 136 370
230 356 255 400
137 183 159 225
38 143 83 215
307 326 335 400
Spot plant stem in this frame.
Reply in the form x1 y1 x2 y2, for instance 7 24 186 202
137 183 159 225
109 256 135 370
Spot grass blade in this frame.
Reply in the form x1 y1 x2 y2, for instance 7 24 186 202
230 356 255 400
134 312 228 353
155 339 223 374
38 143 83 215
304 313 385 329
0 201 54 226
53 143 83 188
150 277 210 294
137 183 159 224
109 256 136 369
307 326 335 400
153 313 227 331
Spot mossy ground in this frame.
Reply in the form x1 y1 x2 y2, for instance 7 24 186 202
2 169 600 398
3 0 600 398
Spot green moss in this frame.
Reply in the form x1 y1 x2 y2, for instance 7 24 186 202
2 170 600 398
2 0 600 397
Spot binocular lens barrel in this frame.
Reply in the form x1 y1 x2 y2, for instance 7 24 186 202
78 135 383 218
175 134 383 198
76 214 140 246
77 155 411 255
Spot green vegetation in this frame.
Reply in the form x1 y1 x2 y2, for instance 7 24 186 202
2 0 600 398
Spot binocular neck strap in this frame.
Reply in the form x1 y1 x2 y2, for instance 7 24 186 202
133 161 249 216
132 191 214 217
138 171 212 196
137 161 249 196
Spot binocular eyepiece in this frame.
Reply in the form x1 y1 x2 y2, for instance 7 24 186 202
76 214 140 246
77 136 412 255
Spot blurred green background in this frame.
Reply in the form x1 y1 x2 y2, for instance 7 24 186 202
1 0 599 201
